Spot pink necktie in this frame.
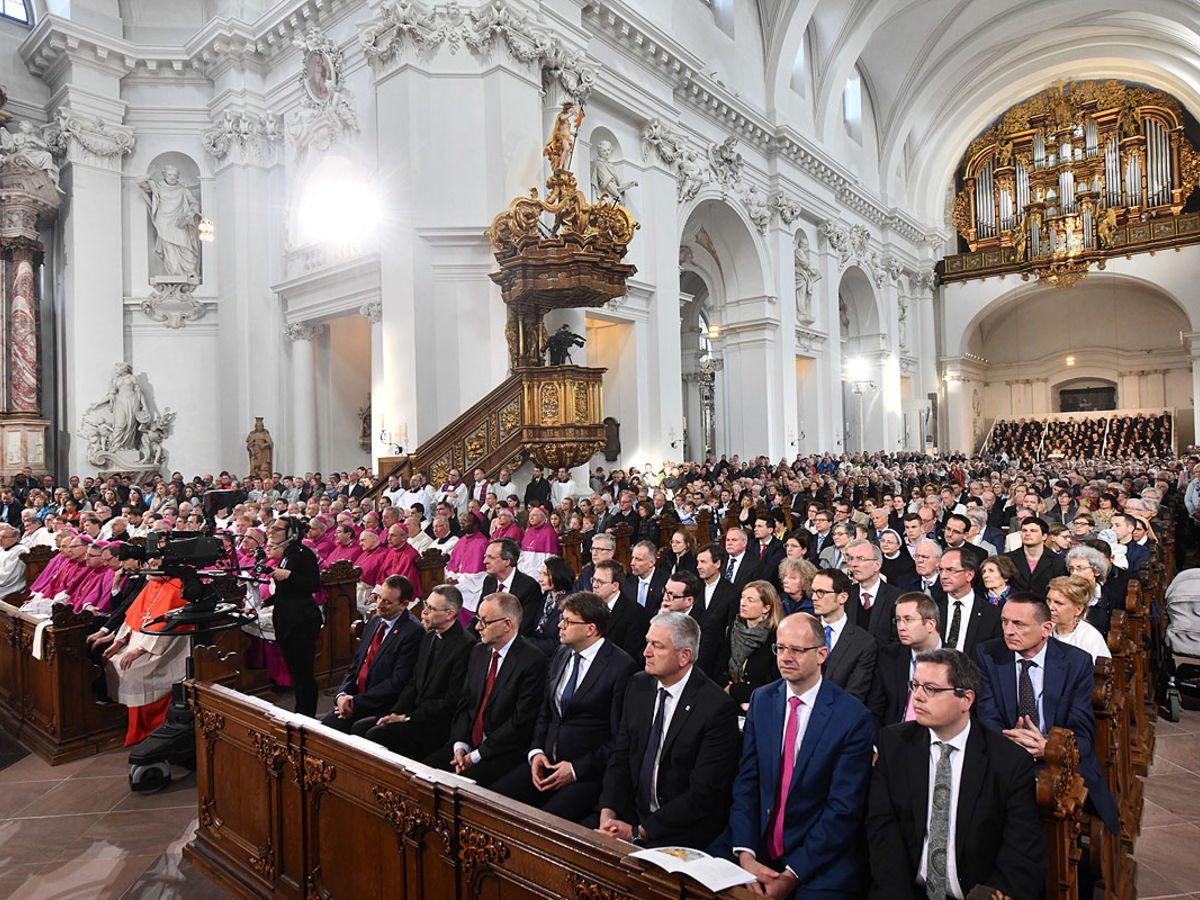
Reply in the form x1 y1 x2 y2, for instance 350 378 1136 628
904 689 916 722
862 592 872 610
768 696 803 859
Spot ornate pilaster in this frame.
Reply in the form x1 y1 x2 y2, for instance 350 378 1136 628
46 108 134 171
202 109 283 166
286 322 323 471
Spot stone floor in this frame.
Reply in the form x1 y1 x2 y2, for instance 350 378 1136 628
1 690 1198 898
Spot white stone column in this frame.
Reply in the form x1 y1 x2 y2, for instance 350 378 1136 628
1185 333 1200 445
286 323 321 473
361 301 389 461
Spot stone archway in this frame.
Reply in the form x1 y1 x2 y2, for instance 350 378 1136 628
837 264 885 452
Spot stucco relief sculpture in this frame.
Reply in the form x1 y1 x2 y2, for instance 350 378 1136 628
742 184 769 234
287 25 358 159
590 139 637 204
677 149 708 202
80 363 175 470
708 136 743 192
246 417 274 479
897 296 909 350
640 118 685 165
0 121 61 189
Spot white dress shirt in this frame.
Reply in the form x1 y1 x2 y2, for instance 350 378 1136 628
918 721 971 899
528 638 607 770
647 666 694 812
944 589 976 653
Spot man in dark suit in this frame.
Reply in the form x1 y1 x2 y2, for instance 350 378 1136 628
1112 513 1151 577
912 539 946 602
321 574 423 733
523 465 551 509
1004 517 1067 596
574 533 615 592
868 648 1047 899
622 540 670 610
592 558 650 661
747 514 786 590
940 513 987 574
0 489 22 528
357 584 474 760
696 543 738 632
936 548 1001 659
607 491 639 532
478 538 542 635
658 570 726 680
598 611 739 849
808 509 835 564
845 539 901 645
713 612 875 897
974 593 1120 834
867 593 942 732
724 527 760 596
423 591 549 787
813 568 877 702
493 591 636 820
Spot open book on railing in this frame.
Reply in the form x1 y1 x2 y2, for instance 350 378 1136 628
628 847 755 892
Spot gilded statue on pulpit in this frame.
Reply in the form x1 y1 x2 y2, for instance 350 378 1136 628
544 102 583 173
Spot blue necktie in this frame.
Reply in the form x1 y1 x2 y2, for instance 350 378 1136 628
726 557 736 580
636 688 669 824
638 580 648 607
560 652 582 712
825 625 833 650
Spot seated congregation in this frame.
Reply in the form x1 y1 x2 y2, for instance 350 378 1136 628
1 452 1182 898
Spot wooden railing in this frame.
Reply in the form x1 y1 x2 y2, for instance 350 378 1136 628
382 366 606 490
184 680 755 900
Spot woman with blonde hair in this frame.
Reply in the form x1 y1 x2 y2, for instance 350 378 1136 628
717 579 784 710
1047 574 1111 662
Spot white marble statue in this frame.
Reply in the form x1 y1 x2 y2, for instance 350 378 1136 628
81 363 175 470
0 121 60 189
898 296 909 349
590 139 637 203
793 231 821 324
138 165 201 280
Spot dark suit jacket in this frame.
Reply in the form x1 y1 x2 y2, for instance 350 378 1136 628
335 612 423 718
599 668 740 848
388 620 473 726
523 477 551 508
915 576 947 603
727 554 761 596
1 501 22 527
621 569 669 612
532 640 636 782
823 620 878 702
867 642 914 731
851 581 902 645
715 627 777 705
450 634 548 761
605 594 651 661
720 678 874 893
747 537 786 589
1004 548 1067 596
573 563 596 593
937 592 1002 659
974 637 1119 833
1122 541 1151 577
480 570 543 636
808 530 834 564
867 720 1047 899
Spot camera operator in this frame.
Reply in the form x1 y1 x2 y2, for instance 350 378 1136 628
86 543 151 703
264 515 322 716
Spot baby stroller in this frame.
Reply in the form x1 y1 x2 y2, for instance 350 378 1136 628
1162 568 1200 722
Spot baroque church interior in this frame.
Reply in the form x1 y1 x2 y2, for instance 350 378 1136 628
2 0 1200 897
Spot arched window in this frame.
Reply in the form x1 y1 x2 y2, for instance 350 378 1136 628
843 69 863 143
1 0 30 24
789 36 806 95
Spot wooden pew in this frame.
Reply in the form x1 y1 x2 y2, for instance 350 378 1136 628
1038 726 1088 900
185 680 756 900
611 522 632 571
415 550 447 610
654 513 680 550
0 600 126 764
1090 656 1136 900
1123 579 1154 774
1106 612 1144 840
559 528 584 575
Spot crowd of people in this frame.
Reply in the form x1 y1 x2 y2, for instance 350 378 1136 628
1 445 1196 898
987 411 1173 462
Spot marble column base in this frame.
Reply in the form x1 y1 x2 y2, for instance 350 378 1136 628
0 416 49 477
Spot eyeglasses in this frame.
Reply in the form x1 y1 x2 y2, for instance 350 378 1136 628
909 680 960 697
476 615 510 628
422 604 453 615
559 617 588 628
591 578 613 587
893 615 932 626
810 588 839 598
936 566 965 575
772 643 825 656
